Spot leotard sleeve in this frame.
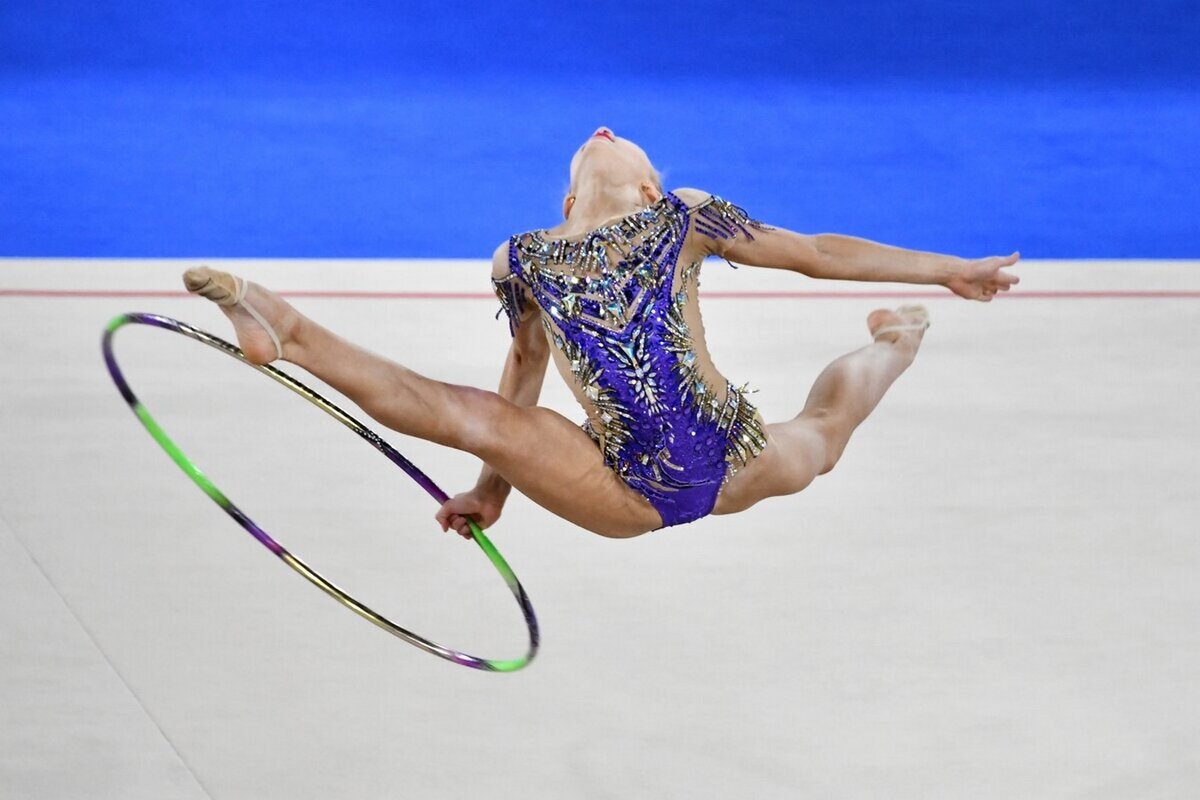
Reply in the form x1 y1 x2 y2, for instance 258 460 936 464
678 191 774 262
491 238 539 337
491 272 529 337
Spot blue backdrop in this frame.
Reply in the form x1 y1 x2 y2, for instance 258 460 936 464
2 1 1197 257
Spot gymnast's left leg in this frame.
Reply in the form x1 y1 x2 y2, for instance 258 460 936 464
712 305 930 515
182 267 664 537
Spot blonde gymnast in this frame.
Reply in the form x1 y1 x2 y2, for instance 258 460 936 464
184 127 1019 538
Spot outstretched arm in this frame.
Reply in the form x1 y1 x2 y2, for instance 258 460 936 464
736 229 1020 301
436 244 550 537
675 188 1021 302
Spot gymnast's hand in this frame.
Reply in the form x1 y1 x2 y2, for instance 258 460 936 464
945 252 1021 302
436 488 504 539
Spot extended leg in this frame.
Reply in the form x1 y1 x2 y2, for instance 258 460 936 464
713 305 929 514
183 268 664 537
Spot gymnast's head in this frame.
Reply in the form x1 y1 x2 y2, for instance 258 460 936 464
564 127 664 219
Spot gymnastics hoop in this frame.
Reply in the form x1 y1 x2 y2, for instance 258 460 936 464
102 312 539 672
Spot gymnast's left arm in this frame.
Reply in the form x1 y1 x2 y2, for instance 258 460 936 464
677 189 1021 302
731 228 1021 302
436 244 550 538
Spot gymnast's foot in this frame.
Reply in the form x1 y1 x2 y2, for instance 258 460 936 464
867 304 930 359
182 267 301 365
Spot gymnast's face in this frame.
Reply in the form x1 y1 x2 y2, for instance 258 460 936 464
565 127 663 216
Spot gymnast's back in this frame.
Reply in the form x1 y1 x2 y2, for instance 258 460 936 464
490 189 769 527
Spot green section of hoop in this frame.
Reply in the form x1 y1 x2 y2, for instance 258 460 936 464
133 402 228 506
467 519 526 672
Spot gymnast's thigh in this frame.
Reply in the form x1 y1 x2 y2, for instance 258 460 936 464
478 406 663 538
712 421 826 515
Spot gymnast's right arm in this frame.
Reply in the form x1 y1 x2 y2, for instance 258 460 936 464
435 243 550 538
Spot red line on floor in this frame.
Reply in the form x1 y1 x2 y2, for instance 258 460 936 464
1 289 1199 300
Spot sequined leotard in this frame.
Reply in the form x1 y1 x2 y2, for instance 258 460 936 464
492 192 769 529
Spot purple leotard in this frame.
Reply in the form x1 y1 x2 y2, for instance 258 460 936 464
492 192 768 529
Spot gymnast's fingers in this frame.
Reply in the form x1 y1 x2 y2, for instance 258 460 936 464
453 516 473 538
435 505 457 531
437 496 471 531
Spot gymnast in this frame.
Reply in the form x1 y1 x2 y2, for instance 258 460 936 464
183 126 1020 539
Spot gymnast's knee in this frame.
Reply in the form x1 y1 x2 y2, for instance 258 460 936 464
444 384 518 454
795 409 847 475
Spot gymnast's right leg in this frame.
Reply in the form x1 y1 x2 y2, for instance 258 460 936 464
182 267 663 538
